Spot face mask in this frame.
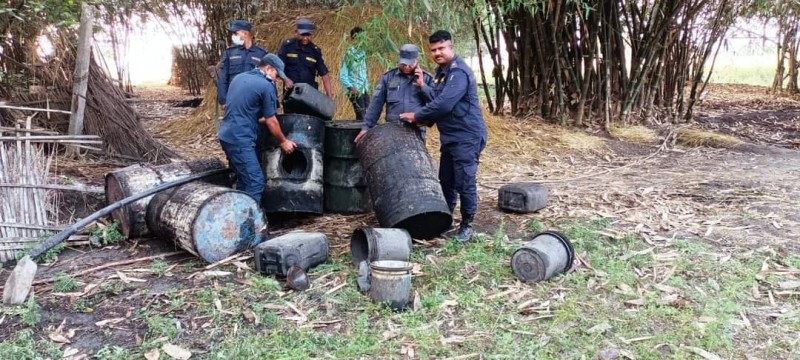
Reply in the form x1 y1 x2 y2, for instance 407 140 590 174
231 34 244 46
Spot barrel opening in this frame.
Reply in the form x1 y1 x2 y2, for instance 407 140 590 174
280 150 310 180
393 211 453 240
350 228 369 265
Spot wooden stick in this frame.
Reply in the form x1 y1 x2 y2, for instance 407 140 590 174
0 183 103 193
0 135 100 140
0 139 103 145
0 127 59 135
0 252 187 290
0 223 64 231
0 105 71 114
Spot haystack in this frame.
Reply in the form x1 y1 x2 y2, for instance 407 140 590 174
160 7 431 138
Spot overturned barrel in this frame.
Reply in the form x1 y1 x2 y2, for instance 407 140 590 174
357 122 452 239
104 158 231 238
261 114 325 214
324 121 371 214
146 182 267 263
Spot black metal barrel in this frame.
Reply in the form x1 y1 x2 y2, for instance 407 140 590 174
323 121 371 214
356 122 452 239
261 114 325 214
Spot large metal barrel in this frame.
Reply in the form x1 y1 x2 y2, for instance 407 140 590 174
261 114 325 214
104 158 231 238
323 121 371 214
356 122 452 239
146 182 267 263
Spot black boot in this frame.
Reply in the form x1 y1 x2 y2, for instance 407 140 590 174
455 214 474 243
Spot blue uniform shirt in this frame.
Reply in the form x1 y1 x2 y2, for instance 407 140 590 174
415 56 487 145
363 68 434 131
217 44 269 105
277 38 329 89
218 69 278 146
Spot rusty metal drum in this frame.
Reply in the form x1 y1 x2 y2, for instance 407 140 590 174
104 158 230 238
145 182 267 263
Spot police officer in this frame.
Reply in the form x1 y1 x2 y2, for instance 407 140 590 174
217 20 269 109
218 54 297 202
400 31 488 243
354 44 434 143
277 18 333 97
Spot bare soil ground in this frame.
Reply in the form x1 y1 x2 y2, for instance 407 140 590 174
2 84 799 359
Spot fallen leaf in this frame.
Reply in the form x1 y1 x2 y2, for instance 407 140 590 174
202 270 232 278
586 322 612 334
682 345 722 360
778 281 800 290
624 298 645 306
144 349 160 360
243 309 259 325
656 294 679 306
49 332 71 344
162 343 192 360
62 347 80 357
596 347 621 360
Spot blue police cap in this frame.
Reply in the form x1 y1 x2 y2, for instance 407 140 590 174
296 18 315 35
398 44 419 65
228 20 252 32
258 54 288 81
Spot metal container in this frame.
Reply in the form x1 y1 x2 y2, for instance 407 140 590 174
104 158 230 238
145 182 267 263
262 114 325 214
324 120 370 214
356 122 452 239
511 231 574 283
350 228 412 266
369 260 413 311
254 232 329 276
498 182 549 213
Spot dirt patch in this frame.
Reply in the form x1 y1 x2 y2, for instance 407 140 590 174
696 107 800 149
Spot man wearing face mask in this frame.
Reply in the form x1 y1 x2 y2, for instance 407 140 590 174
277 18 333 98
399 31 487 243
217 20 269 109
354 44 434 144
218 54 298 202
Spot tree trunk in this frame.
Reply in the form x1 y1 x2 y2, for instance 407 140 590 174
66 2 94 158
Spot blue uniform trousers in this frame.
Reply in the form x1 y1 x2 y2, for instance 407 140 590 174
438 137 486 217
220 141 265 202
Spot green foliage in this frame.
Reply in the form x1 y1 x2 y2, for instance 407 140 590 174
53 272 78 293
21 296 41 326
90 220 127 246
0 329 61 359
151 259 169 277
94 345 130 360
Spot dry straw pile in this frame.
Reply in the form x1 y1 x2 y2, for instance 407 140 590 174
160 7 430 138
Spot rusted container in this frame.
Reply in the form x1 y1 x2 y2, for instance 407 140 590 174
324 120 370 214
145 182 267 263
104 158 230 238
254 232 329 276
511 231 574 283
356 122 452 239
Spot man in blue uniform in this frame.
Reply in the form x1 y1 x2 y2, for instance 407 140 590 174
340 26 369 120
354 44 434 143
277 18 333 97
400 31 488 243
218 54 298 201
217 20 269 109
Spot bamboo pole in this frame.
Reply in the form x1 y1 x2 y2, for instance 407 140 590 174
66 2 95 158
0 184 102 193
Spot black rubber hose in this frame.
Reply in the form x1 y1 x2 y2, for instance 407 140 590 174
27 168 232 259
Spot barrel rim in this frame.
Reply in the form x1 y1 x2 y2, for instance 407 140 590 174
190 185 266 262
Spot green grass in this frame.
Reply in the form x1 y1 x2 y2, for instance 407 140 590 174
150 259 169 277
53 272 78 293
708 65 775 87
2 218 795 358
0 329 61 359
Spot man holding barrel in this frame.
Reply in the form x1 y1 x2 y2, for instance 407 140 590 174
400 30 488 243
218 54 297 201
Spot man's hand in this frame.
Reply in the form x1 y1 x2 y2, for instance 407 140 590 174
284 78 294 90
399 112 416 124
349 87 358 95
221 104 225 112
280 139 297 154
414 67 424 88
354 129 367 143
